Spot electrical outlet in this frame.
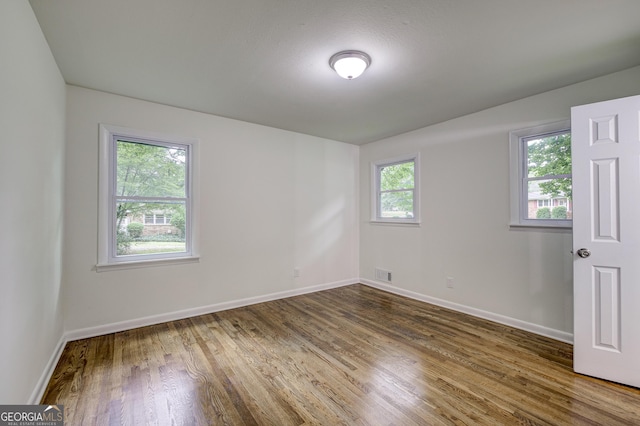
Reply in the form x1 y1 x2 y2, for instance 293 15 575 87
446 277 454 288
293 268 300 278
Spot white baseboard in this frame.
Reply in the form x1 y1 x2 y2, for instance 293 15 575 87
360 279 574 344
64 278 358 342
29 334 67 404
33 278 357 403
34 276 572 404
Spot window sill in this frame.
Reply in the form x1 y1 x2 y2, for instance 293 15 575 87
509 223 572 232
96 255 200 272
370 220 421 227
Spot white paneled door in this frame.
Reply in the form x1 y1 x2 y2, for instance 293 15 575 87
571 94 640 388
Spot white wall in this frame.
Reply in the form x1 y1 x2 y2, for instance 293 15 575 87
63 86 359 333
0 2 66 403
360 66 640 338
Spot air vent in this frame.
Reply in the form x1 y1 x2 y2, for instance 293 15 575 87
375 268 392 283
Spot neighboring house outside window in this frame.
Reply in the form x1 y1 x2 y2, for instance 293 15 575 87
529 194 573 220
130 213 179 237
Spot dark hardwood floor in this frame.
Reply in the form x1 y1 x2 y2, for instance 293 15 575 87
42 284 640 425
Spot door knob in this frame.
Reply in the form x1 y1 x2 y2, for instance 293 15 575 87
576 248 591 258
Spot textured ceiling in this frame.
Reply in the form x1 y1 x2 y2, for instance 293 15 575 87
29 0 640 145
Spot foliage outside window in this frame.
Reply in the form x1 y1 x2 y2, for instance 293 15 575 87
115 139 187 256
509 121 572 228
98 124 199 270
371 154 420 224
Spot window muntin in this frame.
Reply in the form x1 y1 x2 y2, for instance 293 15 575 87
371 154 420 224
509 121 572 228
98 124 198 270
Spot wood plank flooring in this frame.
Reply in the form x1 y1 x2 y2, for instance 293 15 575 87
42 284 640 425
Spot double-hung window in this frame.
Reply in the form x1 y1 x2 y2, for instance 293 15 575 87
98 124 199 270
371 153 420 224
509 120 572 228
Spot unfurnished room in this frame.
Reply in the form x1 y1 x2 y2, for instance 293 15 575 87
2 0 640 424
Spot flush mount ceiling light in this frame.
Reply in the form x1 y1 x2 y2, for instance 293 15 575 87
329 50 371 80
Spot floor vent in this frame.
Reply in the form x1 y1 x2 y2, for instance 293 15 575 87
375 268 392 283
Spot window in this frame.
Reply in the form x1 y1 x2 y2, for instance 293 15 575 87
144 213 172 225
371 153 420 224
98 124 199 270
509 120 572 228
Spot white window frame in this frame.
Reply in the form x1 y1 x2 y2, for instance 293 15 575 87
371 153 420 225
509 120 571 229
97 124 200 271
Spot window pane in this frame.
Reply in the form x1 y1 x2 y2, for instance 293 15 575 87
116 140 186 198
380 161 414 191
116 202 186 256
372 154 419 223
527 180 572 219
526 132 571 179
380 191 414 218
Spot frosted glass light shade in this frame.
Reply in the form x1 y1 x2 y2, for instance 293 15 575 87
329 51 371 80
